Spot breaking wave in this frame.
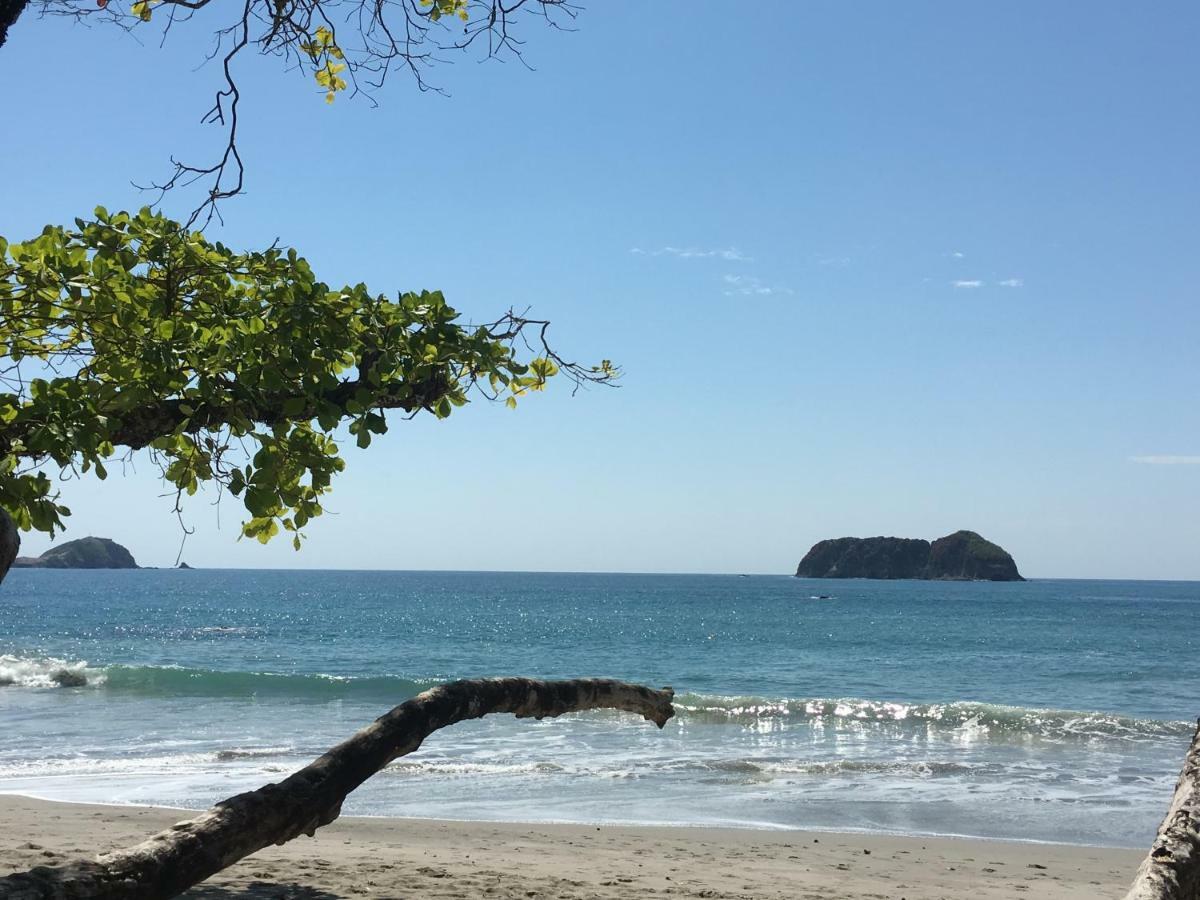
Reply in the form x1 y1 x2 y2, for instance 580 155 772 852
2 654 1190 744
0 747 298 780
0 654 99 689
673 693 1193 743
213 746 295 761
377 758 996 781
0 655 437 699
383 760 568 777
99 666 440 699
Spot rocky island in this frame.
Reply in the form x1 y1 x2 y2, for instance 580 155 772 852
795 530 1023 581
12 537 139 570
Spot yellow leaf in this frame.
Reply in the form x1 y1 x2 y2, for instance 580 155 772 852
325 92 335 104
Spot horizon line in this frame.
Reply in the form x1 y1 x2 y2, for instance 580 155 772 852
9 566 1200 584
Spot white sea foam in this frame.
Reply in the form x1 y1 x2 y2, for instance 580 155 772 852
0 654 101 689
0 747 298 780
673 693 1192 742
213 746 295 761
384 760 567 777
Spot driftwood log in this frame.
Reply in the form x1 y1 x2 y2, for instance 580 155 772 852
1126 719 1200 900
0 677 675 900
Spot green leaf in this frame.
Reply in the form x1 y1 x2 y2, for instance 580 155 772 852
282 396 307 417
244 487 275 517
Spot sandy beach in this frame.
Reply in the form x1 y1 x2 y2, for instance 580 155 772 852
0 794 1144 899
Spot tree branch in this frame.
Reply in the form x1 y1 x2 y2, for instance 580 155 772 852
0 507 18 583
9 0 580 221
0 304 613 462
1125 719 1200 900
0 677 675 900
13 370 447 455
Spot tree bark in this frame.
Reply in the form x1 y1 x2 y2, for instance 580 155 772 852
0 677 674 900
1126 720 1200 900
0 506 18 584
0 0 27 48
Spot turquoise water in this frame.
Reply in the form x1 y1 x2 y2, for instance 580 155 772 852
0 569 1196 847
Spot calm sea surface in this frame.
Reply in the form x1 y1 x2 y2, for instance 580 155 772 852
1 570 1196 847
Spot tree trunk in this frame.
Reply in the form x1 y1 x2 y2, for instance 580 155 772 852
0 677 674 900
0 0 28 48
1126 720 1200 900
0 507 18 584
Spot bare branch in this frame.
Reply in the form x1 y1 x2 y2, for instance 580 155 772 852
0 677 674 900
16 0 582 221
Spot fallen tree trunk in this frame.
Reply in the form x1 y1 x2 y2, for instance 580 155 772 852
0 677 674 900
1126 719 1200 900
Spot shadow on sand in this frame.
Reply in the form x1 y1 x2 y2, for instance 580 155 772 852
182 882 343 899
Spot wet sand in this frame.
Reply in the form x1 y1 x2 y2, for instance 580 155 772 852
0 795 1144 898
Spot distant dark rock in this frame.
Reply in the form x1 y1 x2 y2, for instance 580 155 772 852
178 561 193 570
796 536 931 580
796 530 1023 581
10 537 139 570
927 530 1023 581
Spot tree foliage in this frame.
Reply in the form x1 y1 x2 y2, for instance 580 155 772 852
0 207 615 544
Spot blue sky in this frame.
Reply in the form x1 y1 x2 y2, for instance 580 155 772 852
2 4 1198 577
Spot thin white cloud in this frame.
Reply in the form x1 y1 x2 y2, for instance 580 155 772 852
1130 455 1200 465
722 274 793 297
631 246 751 262
998 278 1024 288
953 279 984 289
950 251 965 259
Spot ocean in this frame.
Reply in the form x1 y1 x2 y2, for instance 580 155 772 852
0 569 1195 848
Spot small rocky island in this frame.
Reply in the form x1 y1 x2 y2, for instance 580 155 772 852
12 537 139 570
796 530 1023 581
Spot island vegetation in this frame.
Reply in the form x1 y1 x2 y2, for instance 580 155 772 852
795 530 1024 582
11 537 138 570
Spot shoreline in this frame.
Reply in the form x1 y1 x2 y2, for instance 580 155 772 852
1 795 1145 898
0 789 1145 851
